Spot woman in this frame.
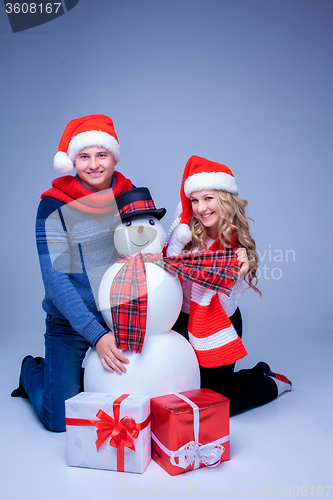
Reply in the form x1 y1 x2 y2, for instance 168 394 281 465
167 155 291 416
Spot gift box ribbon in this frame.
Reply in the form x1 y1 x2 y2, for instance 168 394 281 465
152 392 229 470
66 394 150 472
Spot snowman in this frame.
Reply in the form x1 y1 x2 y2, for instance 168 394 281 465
84 187 200 398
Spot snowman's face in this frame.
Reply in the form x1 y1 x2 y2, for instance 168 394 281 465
114 214 166 256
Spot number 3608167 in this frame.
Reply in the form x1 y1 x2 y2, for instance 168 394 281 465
5 3 62 14
276 486 332 496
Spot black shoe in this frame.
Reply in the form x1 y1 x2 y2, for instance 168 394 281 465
11 385 28 398
254 361 271 374
11 355 42 399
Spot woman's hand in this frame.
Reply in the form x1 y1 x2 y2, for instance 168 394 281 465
95 333 130 374
235 247 250 277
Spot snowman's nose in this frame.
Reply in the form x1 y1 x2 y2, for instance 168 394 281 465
138 225 144 234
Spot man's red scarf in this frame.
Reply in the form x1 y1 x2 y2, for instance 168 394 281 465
110 249 240 354
41 172 133 214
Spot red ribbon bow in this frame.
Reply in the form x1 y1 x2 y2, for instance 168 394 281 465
66 394 151 472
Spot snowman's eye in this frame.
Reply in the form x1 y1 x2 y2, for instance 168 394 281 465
149 219 155 226
124 220 132 227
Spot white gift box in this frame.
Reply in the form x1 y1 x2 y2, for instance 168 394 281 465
65 392 151 473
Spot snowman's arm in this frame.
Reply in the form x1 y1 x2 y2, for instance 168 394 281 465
37 198 109 346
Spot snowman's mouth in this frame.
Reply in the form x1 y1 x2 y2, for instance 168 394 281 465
131 239 150 247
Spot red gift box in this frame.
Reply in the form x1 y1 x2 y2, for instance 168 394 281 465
151 388 230 476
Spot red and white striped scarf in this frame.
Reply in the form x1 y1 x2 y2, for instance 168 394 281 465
110 250 247 367
184 237 248 368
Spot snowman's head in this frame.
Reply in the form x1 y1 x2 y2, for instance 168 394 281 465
114 214 166 256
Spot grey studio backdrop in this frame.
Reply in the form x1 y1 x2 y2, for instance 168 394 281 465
1 0 332 351
0 0 332 497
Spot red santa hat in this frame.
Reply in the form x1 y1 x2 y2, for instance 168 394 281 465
53 114 120 174
180 155 238 225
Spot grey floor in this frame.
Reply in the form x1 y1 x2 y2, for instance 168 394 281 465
2 327 332 500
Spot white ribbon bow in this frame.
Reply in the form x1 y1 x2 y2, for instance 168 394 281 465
170 440 225 469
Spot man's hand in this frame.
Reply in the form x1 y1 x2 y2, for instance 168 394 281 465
95 333 130 374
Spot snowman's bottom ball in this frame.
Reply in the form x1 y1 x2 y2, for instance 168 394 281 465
84 331 200 398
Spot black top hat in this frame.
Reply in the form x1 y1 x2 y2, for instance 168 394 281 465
116 187 166 221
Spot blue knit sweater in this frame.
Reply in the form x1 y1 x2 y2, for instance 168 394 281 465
36 176 124 346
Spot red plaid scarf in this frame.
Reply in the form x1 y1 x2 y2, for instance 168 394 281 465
110 250 240 353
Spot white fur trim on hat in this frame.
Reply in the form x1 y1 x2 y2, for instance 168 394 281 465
53 151 74 174
67 130 120 163
184 172 238 197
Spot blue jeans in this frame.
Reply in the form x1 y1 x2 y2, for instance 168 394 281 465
20 314 91 432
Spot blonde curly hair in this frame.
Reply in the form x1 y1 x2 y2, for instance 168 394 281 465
183 190 261 297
